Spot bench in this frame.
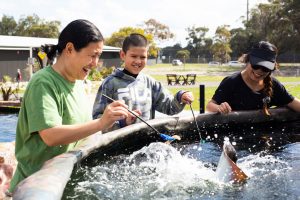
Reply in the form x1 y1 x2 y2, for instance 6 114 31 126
184 74 196 85
166 74 197 85
166 74 179 85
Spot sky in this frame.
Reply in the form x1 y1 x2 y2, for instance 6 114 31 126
0 0 269 47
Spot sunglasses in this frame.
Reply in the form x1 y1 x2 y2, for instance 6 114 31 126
251 65 271 73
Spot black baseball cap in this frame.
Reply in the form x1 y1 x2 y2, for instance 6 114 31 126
249 41 277 71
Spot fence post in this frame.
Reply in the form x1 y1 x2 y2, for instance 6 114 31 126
199 84 205 113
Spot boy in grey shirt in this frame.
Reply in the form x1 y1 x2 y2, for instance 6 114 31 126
92 33 194 130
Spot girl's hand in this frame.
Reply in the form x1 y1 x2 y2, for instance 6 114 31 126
217 102 232 114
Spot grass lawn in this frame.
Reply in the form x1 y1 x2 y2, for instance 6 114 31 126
168 86 217 111
166 84 300 111
144 64 300 111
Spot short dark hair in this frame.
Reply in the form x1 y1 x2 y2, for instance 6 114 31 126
122 33 148 53
45 19 104 61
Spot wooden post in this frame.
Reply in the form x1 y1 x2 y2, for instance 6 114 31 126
199 84 205 113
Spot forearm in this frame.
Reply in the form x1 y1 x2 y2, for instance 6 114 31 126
39 118 105 146
206 100 219 112
287 98 300 112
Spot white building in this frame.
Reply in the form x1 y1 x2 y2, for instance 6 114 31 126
0 35 121 81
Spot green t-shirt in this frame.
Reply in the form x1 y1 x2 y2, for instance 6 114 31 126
9 66 91 192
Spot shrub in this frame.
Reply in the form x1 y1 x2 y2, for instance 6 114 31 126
88 66 116 81
1 75 18 101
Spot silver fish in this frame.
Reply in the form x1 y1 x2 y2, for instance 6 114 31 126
215 137 248 183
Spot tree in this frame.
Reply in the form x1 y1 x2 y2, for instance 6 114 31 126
141 18 174 42
230 28 251 59
0 14 60 38
185 26 213 59
211 25 232 63
16 14 60 38
244 2 299 54
0 15 17 35
160 43 183 62
276 0 300 52
176 50 190 60
278 0 300 35
105 27 158 57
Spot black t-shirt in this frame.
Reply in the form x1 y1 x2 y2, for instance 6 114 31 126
212 72 294 111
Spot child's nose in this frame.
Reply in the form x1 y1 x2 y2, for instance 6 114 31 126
135 57 143 63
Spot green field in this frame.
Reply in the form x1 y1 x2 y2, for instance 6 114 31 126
166 84 300 111
144 64 300 111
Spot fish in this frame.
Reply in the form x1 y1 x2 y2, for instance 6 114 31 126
215 137 248 183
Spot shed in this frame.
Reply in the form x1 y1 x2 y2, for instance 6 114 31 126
0 35 121 81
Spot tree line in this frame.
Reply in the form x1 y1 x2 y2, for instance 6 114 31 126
1 0 299 63
163 0 300 63
0 14 60 38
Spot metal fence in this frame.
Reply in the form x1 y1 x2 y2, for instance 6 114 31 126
1 56 300 82
161 54 300 64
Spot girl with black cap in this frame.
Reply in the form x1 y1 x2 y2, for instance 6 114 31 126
206 41 300 114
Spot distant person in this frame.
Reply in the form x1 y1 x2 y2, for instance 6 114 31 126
92 33 194 130
8 19 135 194
206 41 300 114
16 69 22 83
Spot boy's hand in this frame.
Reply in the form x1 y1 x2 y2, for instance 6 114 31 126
125 110 141 125
181 91 194 104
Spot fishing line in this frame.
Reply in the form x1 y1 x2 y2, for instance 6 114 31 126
189 104 205 144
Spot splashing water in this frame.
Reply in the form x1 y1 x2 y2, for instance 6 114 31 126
69 143 220 199
65 142 299 200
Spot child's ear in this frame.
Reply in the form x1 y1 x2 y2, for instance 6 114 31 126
120 50 126 60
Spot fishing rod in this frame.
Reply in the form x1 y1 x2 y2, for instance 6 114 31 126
102 94 179 142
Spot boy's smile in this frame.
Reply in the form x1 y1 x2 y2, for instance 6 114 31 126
120 46 148 75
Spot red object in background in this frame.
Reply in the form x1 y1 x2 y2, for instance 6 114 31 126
16 70 22 82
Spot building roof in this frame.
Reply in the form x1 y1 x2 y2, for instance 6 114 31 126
0 35 121 52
